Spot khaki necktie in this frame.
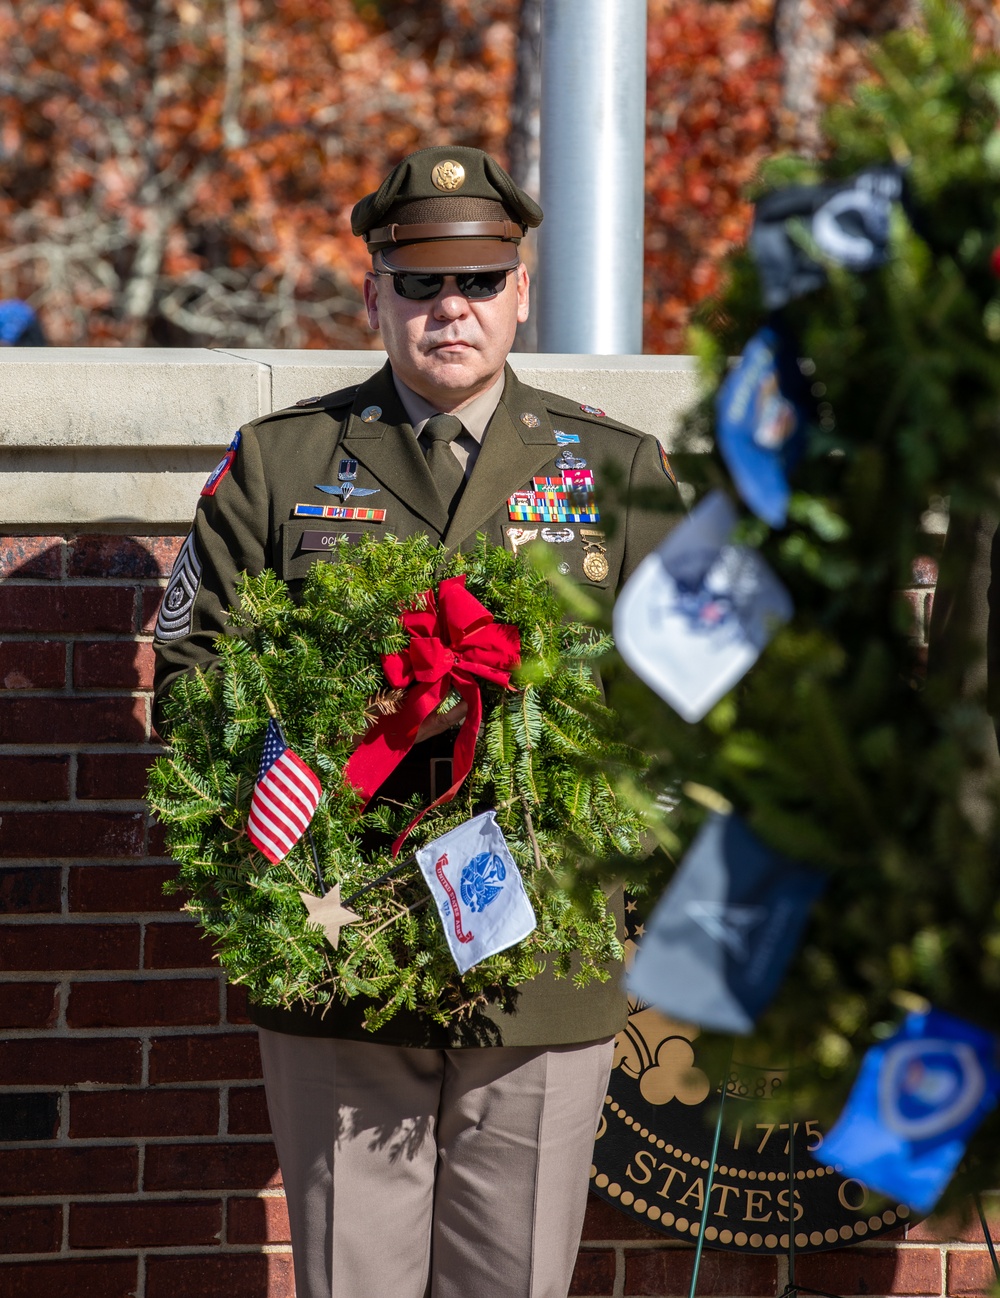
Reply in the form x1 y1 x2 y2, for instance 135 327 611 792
423 414 466 516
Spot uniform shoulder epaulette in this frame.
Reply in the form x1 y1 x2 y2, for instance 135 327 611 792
250 385 360 427
539 388 645 438
292 384 360 410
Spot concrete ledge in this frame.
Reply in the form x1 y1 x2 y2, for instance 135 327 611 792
0 448 221 528
0 349 701 527
0 348 267 449
219 350 702 445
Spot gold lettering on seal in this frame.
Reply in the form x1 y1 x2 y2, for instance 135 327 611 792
777 1187 804 1222
713 1184 742 1217
655 1163 687 1199
677 1178 705 1211
837 1179 869 1212
743 1189 773 1223
625 1150 657 1185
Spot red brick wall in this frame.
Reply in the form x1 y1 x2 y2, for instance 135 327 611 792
0 532 992 1298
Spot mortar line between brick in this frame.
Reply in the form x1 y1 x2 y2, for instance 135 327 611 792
0 685 153 695
0 970 220 986
0 578 170 587
0 921 194 939
0 746 163 755
0 1243 289 1261
54 977 68 1031
0 1023 257 1042
58 1086 70 1145
1 1190 277 1205
612 1244 625 1298
0 634 158 642
0 794 150 804
0 1135 272 1149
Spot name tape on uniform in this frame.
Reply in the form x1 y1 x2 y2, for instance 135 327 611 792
299 531 363 551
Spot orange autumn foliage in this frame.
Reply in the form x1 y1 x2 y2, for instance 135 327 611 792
0 0 519 347
0 1 994 353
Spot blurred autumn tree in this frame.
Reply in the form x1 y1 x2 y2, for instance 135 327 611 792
1 0 998 351
0 0 519 346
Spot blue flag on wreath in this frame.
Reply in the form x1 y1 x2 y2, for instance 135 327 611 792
819 1008 1000 1213
415 811 537 975
628 812 826 1034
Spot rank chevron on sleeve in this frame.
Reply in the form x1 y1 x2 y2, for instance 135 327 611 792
293 503 386 522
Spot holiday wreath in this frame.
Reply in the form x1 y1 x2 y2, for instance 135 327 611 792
148 535 649 1030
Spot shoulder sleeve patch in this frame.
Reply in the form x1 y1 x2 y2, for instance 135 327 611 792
657 441 677 484
201 431 241 497
155 532 203 642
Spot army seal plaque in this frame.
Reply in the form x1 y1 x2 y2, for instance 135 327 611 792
592 916 913 1254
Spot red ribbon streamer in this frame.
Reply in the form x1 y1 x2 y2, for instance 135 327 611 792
343 574 521 855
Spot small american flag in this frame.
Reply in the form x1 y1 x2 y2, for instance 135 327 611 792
247 720 322 864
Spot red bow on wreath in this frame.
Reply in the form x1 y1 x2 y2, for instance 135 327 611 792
344 574 521 855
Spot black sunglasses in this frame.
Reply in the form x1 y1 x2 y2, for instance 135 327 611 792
376 269 510 301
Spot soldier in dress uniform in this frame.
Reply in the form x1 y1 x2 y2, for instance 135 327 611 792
154 145 681 1298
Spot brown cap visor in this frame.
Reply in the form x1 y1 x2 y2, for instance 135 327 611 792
378 239 521 273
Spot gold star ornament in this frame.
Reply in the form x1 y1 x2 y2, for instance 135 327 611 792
299 884 360 949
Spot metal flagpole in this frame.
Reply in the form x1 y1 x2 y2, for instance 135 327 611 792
537 0 647 354
776 1065 841 1298
688 1041 734 1298
975 1191 1000 1283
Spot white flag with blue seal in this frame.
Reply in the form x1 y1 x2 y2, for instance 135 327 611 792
613 490 793 723
415 811 537 975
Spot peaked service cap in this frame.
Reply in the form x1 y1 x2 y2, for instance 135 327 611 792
351 145 543 273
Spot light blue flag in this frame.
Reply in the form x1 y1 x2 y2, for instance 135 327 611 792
415 811 537 975
820 1008 1000 1213
614 491 793 723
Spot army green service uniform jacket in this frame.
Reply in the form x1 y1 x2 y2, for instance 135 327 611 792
153 361 680 1049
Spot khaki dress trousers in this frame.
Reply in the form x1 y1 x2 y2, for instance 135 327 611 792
258 1029 615 1298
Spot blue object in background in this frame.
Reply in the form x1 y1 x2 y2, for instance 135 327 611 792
628 812 826 1034
0 299 47 346
820 1008 1000 1213
716 326 810 528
